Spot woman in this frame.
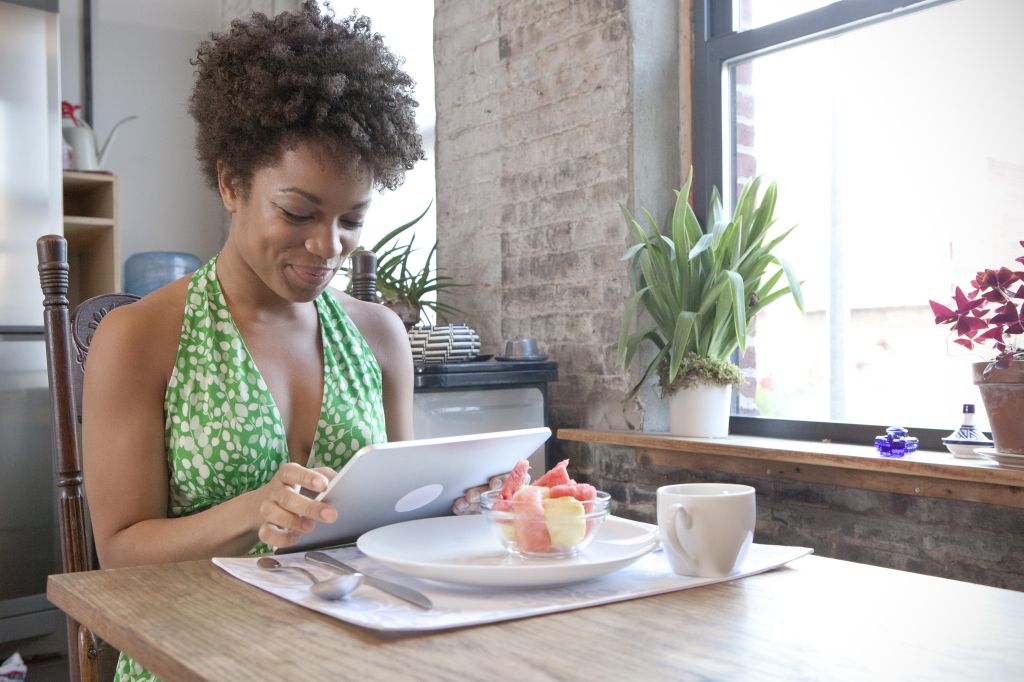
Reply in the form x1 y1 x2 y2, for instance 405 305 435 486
84 0 417 606
84 4 421 679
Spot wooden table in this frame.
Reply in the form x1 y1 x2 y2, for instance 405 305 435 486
48 555 1024 681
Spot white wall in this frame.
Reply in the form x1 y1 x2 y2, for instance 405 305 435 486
323 1 437 302
60 0 429 273
60 0 227 268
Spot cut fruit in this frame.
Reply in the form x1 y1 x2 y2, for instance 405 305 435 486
533 459 571 487
543 496 586 548
512 485 551 553
500 459 531 500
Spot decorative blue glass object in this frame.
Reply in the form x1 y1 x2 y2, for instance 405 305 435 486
874 426 919 458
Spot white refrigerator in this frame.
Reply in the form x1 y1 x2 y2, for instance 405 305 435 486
0 0 67 671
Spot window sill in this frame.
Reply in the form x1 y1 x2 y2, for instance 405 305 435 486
556 429 1024 508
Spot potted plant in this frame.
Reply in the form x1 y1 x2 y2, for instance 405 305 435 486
617 170 804 437
929 241 1024 455
348 203 464 328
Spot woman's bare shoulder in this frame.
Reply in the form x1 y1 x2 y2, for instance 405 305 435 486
328 288 408 356
89 277 189 378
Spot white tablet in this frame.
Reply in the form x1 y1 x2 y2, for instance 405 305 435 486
279 427 552 553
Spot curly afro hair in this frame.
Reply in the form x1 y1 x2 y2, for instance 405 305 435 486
189 1 424 196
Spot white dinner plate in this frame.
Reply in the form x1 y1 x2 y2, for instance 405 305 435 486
357 515 660 588
976 447 1024 468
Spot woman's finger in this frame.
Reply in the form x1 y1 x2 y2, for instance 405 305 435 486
452 497 481 516
268 479 337 524
259 498 316 534
312 466 337 482
258 522 301 549
276 461 331 494
465 485 488 504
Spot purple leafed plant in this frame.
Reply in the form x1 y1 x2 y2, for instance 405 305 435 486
929 240 1024 377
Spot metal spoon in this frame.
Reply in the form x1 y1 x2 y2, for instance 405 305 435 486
256 556 362 601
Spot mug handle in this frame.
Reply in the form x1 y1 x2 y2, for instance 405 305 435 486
664 502 694 566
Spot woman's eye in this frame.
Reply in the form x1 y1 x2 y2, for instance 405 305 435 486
279 207 313 223
340 219 364 230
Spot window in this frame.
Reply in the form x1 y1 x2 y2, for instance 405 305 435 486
694 0 1024 443
323 1 437 308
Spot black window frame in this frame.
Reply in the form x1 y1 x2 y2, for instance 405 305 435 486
692 0 959 450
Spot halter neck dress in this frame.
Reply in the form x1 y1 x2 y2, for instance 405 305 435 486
115 256 387 682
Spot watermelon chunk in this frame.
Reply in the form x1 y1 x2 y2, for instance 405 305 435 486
549 482 596 500
492 498 515 541
573 483 597 501
533 459 572 488
548 483 578 498
512 485 551 553
499 459 531 500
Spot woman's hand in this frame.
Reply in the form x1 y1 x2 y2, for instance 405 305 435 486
452 471 530 515
256 462 338 548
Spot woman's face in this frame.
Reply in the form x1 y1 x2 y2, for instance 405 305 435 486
219 140 372 303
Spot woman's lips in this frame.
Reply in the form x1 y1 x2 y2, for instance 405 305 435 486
290 264 333 285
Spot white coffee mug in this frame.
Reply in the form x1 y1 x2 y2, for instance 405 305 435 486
657 483 756 578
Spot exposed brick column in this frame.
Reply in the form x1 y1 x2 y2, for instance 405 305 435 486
435 0 682 477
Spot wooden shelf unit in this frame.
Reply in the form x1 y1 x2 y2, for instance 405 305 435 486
62 171 120 307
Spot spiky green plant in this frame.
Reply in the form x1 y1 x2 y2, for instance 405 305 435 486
348 203 465 323
617 170 804 400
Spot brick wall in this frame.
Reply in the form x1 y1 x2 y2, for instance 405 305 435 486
434 0 640 436
432 0 1022 591
596 446 1024 591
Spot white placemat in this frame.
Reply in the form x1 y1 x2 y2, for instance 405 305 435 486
213 541 812 633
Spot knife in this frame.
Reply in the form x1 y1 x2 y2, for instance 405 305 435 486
305 551 433 610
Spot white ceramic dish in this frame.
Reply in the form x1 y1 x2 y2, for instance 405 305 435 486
976 448 1024 468
357 514 659 588
941 439 993 459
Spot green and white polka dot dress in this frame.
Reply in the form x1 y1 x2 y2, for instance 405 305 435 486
115 255 387 682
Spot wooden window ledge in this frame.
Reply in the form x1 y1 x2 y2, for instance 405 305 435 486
557 429 1024 508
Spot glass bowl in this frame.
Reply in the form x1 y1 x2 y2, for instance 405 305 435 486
479 488 611 559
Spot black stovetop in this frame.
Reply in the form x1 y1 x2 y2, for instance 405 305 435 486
414 358 557 389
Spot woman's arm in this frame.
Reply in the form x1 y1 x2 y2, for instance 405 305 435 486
338 294 414 442
82 300 336 568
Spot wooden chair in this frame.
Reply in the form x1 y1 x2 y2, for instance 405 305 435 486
37 235 139 682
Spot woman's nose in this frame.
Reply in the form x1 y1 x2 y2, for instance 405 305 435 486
305 221 344 262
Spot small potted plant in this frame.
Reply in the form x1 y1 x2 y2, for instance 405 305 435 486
617 170 804 437
350 203 464 328
929 240 1024 455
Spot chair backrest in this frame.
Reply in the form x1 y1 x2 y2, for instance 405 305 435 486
36 234 138 682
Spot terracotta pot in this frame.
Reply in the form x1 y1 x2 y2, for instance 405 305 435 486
668 384 732 438
973 360 1024 455
382 300 422 330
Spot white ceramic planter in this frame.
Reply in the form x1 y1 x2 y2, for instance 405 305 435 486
668 384 733 438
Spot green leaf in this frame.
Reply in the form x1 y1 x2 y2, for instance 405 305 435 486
622 329 664 376
707 186 723 231
368 202 432 253
617 287 649 363
748 182 777 245
621 242 645 261
624 347 668 402
667 311 698 383
689 232 714 260
724 269 747 351
773 255 805 312
641 207 661 235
